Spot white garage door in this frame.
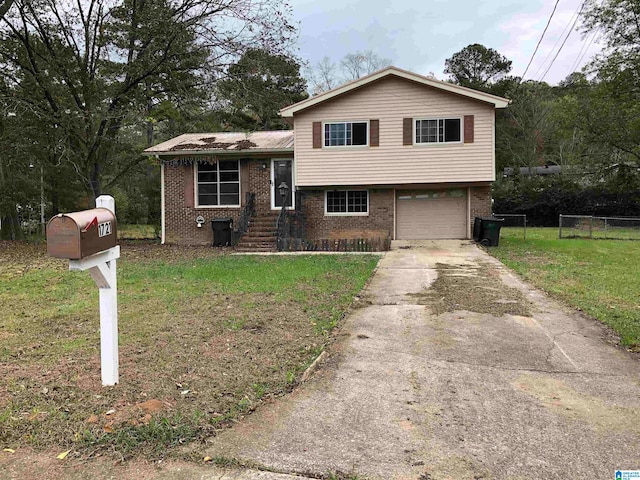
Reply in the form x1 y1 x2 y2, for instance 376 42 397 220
396 190 467 240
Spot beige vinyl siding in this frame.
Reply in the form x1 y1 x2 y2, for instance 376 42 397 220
294 76 496 187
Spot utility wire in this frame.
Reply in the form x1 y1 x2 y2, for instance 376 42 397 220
538 1 587 82
530 3 583 80
520 0 561 82
568 27 598 75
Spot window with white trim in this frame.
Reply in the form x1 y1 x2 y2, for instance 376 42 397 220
325 190 368 214
196 160 240 206
324 121 368 146
415 118 461 144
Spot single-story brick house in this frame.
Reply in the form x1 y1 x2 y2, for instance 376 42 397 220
143 66 509 251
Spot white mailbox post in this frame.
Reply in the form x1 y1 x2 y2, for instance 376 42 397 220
65 195 120 386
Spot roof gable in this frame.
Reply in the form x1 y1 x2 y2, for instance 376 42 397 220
279 66 510 117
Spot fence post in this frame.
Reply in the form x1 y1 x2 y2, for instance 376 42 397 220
559 214 563 239
524 215 527 241
604 218 608 239
589 216 593 239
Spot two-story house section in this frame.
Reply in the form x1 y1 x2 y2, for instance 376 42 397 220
144 67 509 248
279 67 509 242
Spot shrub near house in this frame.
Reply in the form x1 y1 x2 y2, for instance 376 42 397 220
493 166 640 226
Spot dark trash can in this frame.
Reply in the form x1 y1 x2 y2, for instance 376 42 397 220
475 217 504 247
211 218 233 247
473 217 483 241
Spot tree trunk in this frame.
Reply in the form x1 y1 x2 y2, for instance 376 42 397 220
146 93 154 148
0 208 25 241
89 159 101 205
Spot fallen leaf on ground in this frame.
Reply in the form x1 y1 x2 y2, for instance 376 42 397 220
203 456 212 462
86 415 99 424
136 399 164 414
103 424 115 433
56 450 71 460
105 409 116 416
3 449 15 454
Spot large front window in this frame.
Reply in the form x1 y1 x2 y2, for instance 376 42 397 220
325 190 369 215
415 118 461 144
324 121 368 147
196 160 240 206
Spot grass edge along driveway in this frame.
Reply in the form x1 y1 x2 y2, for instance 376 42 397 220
0 244 379 460
490 227 640 350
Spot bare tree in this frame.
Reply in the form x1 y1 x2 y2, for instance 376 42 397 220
307 50 392 95
307 56 339 95
341 50 391 81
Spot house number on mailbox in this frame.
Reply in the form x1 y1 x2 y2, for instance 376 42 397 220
98 221 112 237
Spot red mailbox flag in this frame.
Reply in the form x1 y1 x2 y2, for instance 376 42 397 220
83 216 98 233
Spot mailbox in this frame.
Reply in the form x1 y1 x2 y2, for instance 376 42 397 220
47 208 118 259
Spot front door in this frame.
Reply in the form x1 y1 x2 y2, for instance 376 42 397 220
271 159 294 209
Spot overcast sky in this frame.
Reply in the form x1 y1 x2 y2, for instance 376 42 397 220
289 0 604 85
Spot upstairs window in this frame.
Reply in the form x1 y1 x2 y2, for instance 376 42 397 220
415 118 461 144
324 121 368 147
325 190 369 215
196 160 240 207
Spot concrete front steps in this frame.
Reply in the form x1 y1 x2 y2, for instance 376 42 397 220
235 211 279 252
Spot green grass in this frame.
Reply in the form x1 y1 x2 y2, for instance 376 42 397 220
0 243 379 458
118 224 158 240
491 227 640 349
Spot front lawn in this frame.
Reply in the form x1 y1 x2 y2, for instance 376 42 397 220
0 242 378 459
118 224 158 240
491 227 640 349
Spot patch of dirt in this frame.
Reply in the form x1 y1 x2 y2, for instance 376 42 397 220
0 241 231 276
0 241 66 278
409 262 532 317
0 447 193 480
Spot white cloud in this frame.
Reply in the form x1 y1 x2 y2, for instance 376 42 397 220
290 0 603 85
498 0 603 83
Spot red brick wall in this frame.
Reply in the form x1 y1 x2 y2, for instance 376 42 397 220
164 163 239 245
164 156 291 244
248 159 273 212
301 189 394 240
469 186 492 228
164 157 490 245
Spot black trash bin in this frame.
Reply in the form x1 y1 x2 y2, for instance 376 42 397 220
211 218 233 247
477 217 504 247
473 217 483 241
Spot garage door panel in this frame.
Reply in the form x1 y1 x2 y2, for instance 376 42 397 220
396 192 467 240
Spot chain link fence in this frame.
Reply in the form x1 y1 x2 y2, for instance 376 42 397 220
493 213 527 239
559 215 640 240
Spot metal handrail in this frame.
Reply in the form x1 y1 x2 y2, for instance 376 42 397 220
276 188 292 251
234 192 256 244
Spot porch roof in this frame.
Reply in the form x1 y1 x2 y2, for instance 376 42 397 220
143 130 294 156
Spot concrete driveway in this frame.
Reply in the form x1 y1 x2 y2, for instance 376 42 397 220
198 241 640 480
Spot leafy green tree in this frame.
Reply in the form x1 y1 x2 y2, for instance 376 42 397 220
578 0 640 163
494 80 556 172
217 49 308 130
444 44 512 90
0 0 298 207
